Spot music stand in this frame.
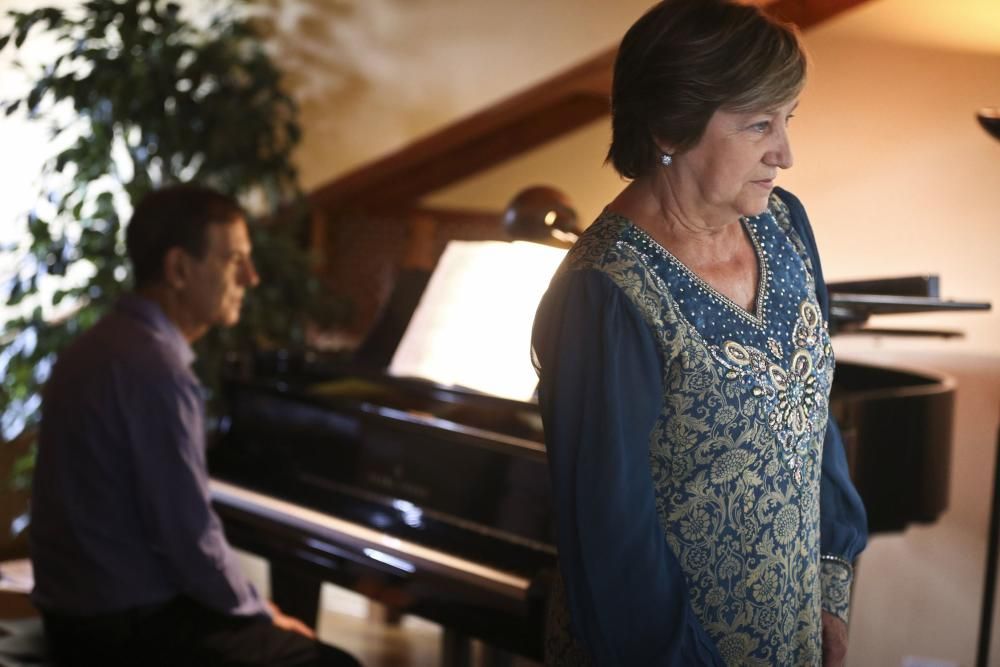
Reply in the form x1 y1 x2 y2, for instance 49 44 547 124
974 106 1000 667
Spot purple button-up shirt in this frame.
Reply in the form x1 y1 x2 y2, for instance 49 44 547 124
30 294 268 618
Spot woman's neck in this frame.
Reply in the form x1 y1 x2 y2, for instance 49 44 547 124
608 175 746 264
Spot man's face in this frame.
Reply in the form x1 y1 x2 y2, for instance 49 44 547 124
180 218 259 330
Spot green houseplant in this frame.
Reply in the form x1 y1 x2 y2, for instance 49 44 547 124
0 0 344 488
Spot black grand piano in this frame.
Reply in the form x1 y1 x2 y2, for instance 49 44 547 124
207 274 987 666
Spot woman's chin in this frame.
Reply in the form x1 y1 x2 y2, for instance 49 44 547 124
741 194 773 218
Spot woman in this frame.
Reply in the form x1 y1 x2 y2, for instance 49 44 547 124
531 1 868 665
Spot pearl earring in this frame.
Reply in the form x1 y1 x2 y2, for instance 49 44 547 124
660 153 673 167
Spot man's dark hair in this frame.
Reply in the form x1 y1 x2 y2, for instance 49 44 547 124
607 0 806 179
126 184 245 288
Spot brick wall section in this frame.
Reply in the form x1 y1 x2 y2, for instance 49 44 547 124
317 211 505 348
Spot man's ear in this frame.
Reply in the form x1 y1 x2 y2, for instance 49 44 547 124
162 247 191 290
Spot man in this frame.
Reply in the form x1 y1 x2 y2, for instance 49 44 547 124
30 185 360 667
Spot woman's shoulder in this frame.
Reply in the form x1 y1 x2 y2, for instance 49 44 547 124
768 188 797 230
768 187 813 236
559 210 636 275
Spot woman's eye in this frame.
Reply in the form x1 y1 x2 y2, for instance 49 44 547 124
750 121 770 133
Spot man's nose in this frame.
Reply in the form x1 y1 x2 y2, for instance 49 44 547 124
242 259 260 287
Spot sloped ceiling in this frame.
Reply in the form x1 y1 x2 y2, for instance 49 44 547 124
309 0 874 215
823 0 1000 56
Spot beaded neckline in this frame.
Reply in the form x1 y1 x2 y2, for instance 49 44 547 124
614 212 771 328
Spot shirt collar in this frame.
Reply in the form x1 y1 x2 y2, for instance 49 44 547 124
116 293 196 368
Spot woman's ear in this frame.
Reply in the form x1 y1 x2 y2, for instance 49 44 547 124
652 135 676 157
162 247 190 291
654 144 672 156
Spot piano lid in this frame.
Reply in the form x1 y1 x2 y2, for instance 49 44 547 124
828 274 991 335
352 258 990 402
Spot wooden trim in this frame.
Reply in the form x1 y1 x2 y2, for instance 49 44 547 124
310 49 614 213
404 206 502 227
765 0 871 29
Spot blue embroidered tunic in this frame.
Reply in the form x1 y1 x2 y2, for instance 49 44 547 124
532 189 868 666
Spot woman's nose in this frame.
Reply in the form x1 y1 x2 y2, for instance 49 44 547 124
768 129 794 170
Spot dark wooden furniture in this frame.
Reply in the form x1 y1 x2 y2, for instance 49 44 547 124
209 349 956 664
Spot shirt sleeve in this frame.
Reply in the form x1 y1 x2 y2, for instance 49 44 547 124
122 368 270 619
532 269 724 666
774 188 869 622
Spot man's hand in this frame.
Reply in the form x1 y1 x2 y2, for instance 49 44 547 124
267 601 316 640
821 610 848 667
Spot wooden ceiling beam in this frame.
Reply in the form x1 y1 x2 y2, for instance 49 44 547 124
318 93 609 214
311 49 615 214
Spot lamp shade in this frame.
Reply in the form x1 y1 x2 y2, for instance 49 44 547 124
977 107 1000 142
502 186 581 243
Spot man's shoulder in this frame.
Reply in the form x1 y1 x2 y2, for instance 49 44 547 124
53 308 193 393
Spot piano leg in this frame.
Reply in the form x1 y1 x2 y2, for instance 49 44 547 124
442 629 472 667
367 600 403 626
442 632 516 667
270 560 322 629
479 644 514 667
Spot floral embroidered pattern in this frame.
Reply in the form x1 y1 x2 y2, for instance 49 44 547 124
710 299 830 486
545 194 834 666
820 556 854 623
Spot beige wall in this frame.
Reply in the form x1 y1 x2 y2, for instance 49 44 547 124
279 0 652 191
781 30 1000 356
769 37 999 665
426 20 1000 357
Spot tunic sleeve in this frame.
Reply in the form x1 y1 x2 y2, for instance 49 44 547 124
532 269 724 666
774 188 869 622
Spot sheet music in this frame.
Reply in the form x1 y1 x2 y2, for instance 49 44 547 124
389 240 566 402
0 559 33 594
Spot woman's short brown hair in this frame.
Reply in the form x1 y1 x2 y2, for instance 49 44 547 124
607 0 806 179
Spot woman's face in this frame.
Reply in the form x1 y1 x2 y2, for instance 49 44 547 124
666 98 798 223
